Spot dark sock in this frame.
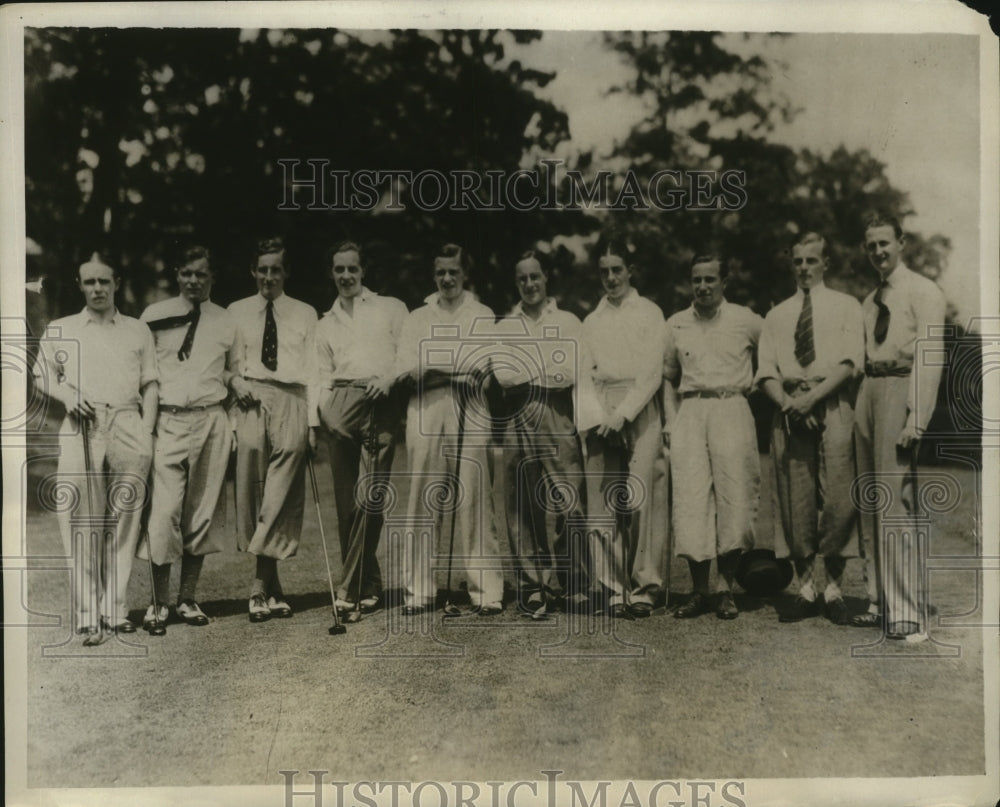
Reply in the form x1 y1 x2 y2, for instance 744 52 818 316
178 554 205 604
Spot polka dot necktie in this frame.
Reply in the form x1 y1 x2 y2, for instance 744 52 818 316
873 280 890 345
794 287 815 367
261 300 278 371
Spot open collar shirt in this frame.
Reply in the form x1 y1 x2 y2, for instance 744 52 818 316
315 287 408 385
394 291 496 382
755 282 864 387
663 300 763 395
141 296 238 408
39 307 158 408
493 298 582 390
579 288 665 424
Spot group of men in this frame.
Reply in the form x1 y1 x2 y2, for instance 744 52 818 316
39 212 944 645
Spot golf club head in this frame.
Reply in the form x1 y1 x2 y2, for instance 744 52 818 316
441 603 463 618
328 623 347 635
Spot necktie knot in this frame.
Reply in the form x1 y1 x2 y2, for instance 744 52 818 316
177 299 201 362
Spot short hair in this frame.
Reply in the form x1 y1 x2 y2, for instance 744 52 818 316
595 230 635 266
691 253 728 279
256 236 285 258
178 245 211 270
515 249 548 276
794 232 828 258
863 213 903 240
435 243 474 274
78 251 117 280
330 240 363 265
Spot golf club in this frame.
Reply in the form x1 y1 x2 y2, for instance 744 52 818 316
345 405 380 625
80 417 106 646
308 456 347 635
441 381 469 618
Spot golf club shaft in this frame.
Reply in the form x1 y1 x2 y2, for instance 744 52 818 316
443 383 468 611
79 418 102 634
308 456 343 629
351 404 379 618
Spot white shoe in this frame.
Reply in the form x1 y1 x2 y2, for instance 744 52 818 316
904 631 929 644
143 604 169 627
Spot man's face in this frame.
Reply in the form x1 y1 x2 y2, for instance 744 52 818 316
598 254 631 302
78 263 117 314
332 249 365 299
791 242 827 290
253 251 288 300
864 225 904 276
434 255 466 301
691 260 725 311
177 257 213 303
515 258 547 308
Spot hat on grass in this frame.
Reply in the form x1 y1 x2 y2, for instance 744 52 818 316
735 548 794 596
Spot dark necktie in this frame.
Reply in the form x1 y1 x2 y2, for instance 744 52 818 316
177 300 200 362
873 280 890 345
261 300 278 371
794 287 815 367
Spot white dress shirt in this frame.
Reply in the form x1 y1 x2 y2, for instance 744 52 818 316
493 298 582 390
315 287 408 384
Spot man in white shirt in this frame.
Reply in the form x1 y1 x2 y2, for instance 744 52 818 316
38 255 158 643
755 233 864 625
228 237 319 623
579 237 667 618
852 214 946 642
315 241 407 615
494 251 589 616
140 246 240 629
394 244 504 616
664 254 763 620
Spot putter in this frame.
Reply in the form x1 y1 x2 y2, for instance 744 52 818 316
142 531 167 636
80 417 106 646
346 405 380 625
308 457 346 635
441 383 470 618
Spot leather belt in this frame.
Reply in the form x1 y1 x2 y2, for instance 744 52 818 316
865 361 911 378
159 402 225 415
681 389 744 400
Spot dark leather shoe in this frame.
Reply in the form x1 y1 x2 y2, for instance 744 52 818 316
674 592 711 619
716 592 739 620
609 603 633 619
177 600 210 626
824 597 850 625
849 611 882 628
102 618 137 634
887 620 921 640
248 594 271 623
401 604 427 616
779 596 818 623
627 602 654 619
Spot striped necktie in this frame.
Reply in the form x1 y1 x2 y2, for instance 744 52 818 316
261 300 278 371
794 287 815 367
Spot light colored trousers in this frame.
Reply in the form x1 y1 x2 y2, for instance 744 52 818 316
672 396 758 563
56 407 151 624
854 375 926 630
586 393 669 608
144 406 231 565
234 380 309 560
401 385 503 608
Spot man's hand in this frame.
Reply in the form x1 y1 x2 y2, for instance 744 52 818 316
896 421 922 451
66 395 96 422
782 391 817 421
363 377 393 401
230 376 257 409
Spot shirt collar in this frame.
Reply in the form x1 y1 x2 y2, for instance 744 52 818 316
82 306 119 325
325 287 375 317
511 297 558 320
690 299 726 321
594 287 639 314
794 281 828 300
257 292 285 311
427 289 476 312
880 263 910 288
